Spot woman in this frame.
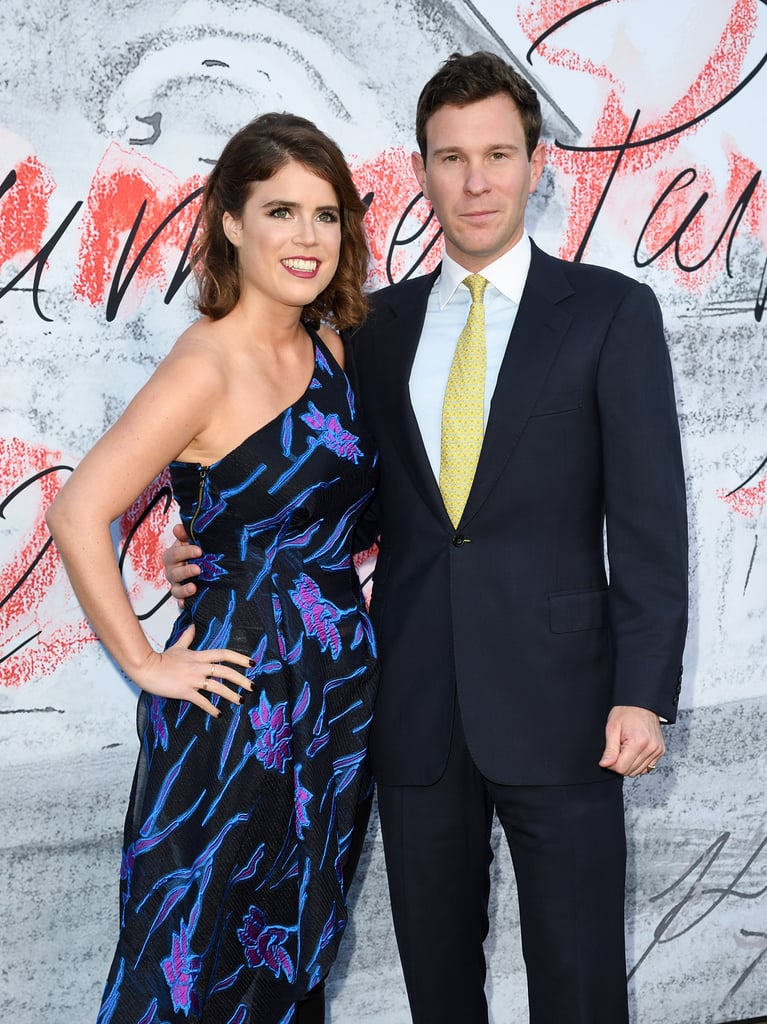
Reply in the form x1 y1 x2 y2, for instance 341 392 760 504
46 112 377 1024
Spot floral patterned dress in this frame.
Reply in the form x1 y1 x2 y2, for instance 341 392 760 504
98 330 378 1024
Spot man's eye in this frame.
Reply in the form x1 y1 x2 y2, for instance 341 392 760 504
490 152 508 160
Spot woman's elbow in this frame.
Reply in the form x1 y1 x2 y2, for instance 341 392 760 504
45 490 76 543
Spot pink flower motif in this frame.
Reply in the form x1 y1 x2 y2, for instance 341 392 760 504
249 693 292 773
289 573 342 659
238 906 295 981
301 402 362 462
161 921 201 1015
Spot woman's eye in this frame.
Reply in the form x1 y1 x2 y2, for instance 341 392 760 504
317 211 339 223
270 207 291 218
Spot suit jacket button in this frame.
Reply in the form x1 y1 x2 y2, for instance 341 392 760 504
452 534 465 547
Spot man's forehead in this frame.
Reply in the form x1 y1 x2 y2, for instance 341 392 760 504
424 96 525 145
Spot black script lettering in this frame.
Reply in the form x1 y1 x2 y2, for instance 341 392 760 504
384 191 442 285
724 928 767 1004
726 455 767 498
629 831 767 983
756 254 767 322
635 168 762 275
0 197 83 322
105 186 203 321
529 11 767 148
117 482 174 622
572 110 639 263
526 0 615 64
0 465 73 613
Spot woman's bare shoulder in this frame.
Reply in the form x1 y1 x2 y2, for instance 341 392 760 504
161 317 229 382
317 323 345 369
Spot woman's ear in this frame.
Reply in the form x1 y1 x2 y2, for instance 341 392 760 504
222 210 241 247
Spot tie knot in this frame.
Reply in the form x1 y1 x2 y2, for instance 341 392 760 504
464 274 488 303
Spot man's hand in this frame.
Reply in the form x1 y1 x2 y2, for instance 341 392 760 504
163 523 202 600
599 705 665 777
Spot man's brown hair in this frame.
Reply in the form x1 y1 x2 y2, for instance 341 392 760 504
415 51 542 161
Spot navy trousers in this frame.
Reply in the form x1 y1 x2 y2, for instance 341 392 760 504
376 708 629 1024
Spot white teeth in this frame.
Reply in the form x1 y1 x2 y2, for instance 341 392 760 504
282 258 318 271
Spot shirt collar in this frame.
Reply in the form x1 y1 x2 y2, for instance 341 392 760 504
437 234 532 308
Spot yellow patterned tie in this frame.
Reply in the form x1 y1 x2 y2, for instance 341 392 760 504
439 274 489 527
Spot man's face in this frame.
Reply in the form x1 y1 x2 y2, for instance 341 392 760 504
412 93 545 272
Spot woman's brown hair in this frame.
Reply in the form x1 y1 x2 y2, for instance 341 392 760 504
193 112 369 330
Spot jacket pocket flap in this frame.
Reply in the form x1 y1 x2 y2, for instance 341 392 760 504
530 389 582 417
549 588 608 633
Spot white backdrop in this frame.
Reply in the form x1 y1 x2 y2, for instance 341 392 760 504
1 2 766 1022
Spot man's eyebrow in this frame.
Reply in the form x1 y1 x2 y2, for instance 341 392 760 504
430 143 520 156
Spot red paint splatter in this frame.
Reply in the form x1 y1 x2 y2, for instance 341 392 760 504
351 147 442 286
637 150 766 291
73 143 204 314
0 437 95 689
0 439 176 688
119 467 175 593
0 155 56 266
718 478 767 518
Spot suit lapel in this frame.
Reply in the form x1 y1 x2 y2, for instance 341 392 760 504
375 268 447 519
460 244 574 525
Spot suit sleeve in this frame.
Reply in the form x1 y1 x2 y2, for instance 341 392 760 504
597 281 688 722
342 325 381 555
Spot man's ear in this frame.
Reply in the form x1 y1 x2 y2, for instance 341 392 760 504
528 141 546 195
411 150 429 200
222 210 241 247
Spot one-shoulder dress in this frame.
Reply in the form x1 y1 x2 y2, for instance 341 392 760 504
98 331 378 1024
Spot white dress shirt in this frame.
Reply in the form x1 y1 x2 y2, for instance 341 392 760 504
408 234 532 481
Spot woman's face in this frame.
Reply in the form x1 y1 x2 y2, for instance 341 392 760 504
222 159 342 315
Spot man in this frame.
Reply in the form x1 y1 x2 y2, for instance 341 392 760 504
167 51 687 1024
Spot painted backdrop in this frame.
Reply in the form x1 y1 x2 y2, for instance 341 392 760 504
1 1 765 1022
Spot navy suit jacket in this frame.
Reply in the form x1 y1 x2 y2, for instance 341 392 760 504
350 241 688 787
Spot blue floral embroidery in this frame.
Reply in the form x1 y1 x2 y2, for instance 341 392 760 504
294 764 312 840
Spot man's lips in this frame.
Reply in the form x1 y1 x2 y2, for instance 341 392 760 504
281 257 320 277
460 210 497 222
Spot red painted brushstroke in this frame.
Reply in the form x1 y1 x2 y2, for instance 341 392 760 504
118 467 175 594
0 438 94 689
73 142 204 313
0 155 55 266
0 439 175 688
519 0 762 281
